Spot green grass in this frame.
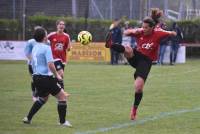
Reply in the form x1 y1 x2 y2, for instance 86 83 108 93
0 60 199 134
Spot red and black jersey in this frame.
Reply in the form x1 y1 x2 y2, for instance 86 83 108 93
48 32 71 63
130 28 172 61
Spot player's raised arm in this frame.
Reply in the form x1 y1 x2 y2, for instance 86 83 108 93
169 31 177 36
124 28 143 36
156 28 177 39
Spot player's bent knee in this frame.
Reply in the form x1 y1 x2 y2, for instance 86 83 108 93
56 90 67 101
134 77 144 92
39 97 48 104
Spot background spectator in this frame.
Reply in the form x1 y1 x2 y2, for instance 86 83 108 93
169 22 183 65
158 23 170 65
109 19 122 65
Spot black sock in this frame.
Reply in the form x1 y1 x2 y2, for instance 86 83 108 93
111 44 125 53
57 101 67 124
27 98 45 121
58 80 64 89
133 92 143 108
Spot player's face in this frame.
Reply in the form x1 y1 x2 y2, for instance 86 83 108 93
57 21 65 33
142 22 153 35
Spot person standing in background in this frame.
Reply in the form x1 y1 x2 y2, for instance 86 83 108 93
121 21 136 64
169 22 183 65
158 23 170 65
109 19 122 65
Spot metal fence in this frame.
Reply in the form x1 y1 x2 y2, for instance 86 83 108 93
0 0 200 40
1 0 200 20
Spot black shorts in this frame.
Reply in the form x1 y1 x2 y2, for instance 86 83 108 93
127 49 152 81
33 75 62 97
54 60 65 71
28 64 33 75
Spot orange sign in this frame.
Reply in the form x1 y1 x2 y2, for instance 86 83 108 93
68 42 110 62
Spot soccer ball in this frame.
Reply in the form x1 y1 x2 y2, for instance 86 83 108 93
77 31 92 45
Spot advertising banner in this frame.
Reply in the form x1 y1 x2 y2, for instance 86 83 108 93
68 42 110 62
163 45 185 63
0 41 26 60
0 41 185 63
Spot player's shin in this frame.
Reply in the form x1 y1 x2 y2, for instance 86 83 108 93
27 97 46 121
130 91 143 120
133 92 143 109
57 101 67 124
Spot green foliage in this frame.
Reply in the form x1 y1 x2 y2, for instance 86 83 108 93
0 19 19 40
26 15 112 41
177 20 200 43
1 15 200 43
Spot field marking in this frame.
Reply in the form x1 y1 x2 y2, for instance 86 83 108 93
75 107 200 134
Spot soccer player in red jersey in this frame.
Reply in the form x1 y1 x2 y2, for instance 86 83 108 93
105 17 177 120
48 20 71 89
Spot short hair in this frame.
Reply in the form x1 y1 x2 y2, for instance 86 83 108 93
33 27 46 42
56 19 65 26
143 17 156 27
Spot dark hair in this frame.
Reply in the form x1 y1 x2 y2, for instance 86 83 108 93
150 8 163 25
143 17 156 27
33 27 46 42
63 28 67 33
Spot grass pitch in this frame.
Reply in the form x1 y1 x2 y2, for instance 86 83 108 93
0 60 199 134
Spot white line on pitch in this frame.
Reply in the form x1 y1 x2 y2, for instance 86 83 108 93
75 107 200 134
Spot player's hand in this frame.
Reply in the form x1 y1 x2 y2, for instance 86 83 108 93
56 74 63 81
62 90 70 97
124 28 134 35
124 28 143 35
171 31 177 36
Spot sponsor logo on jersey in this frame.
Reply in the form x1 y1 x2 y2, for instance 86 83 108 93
55 43 64 50
142 43 153 50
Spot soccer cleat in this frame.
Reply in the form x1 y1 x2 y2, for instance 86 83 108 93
60 120 72 127
130 107 137 120
23 117 31 124
105 31 112 48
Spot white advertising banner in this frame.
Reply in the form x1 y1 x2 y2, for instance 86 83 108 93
163 45 186 63
0 41 26 60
